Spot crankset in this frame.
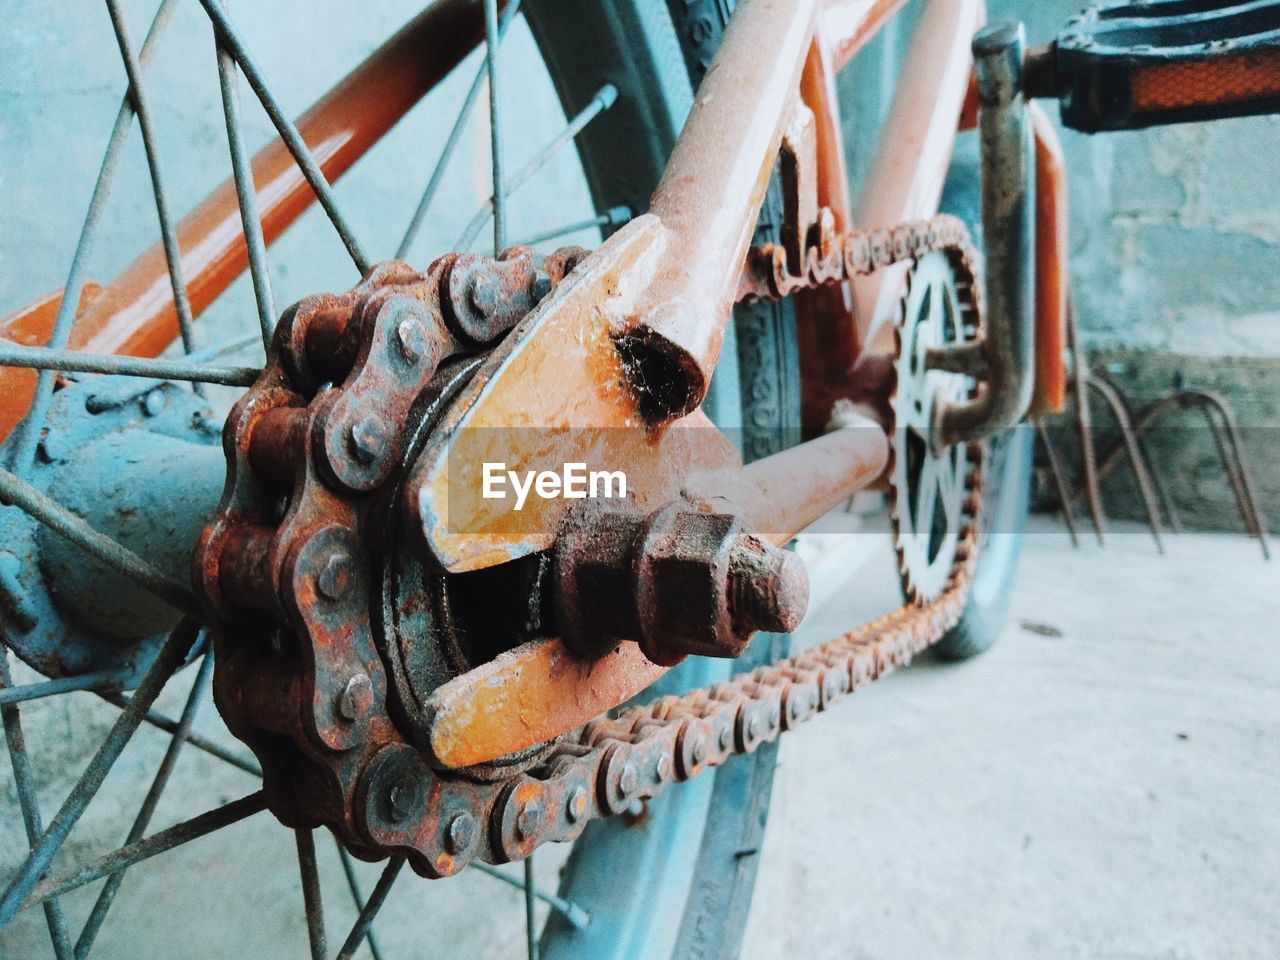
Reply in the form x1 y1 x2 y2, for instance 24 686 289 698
890 250 982 604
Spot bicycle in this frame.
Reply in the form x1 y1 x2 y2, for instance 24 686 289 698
2 0 1276 956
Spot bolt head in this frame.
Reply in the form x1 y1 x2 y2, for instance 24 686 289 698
718 726 732 752
395 316 428 364
336 672 373 722
748 713 763 740
515 800 543 840
655 755 671 781
445 813 475 853
143 389 167 417
316 552 355 601
348 416 387 465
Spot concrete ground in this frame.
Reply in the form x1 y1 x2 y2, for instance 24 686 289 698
745 518 1280 960
2 518 1276 958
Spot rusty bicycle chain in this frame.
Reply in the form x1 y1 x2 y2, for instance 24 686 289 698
196 214 985 880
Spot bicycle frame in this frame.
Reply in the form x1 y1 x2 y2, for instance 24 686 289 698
0 0 1070 761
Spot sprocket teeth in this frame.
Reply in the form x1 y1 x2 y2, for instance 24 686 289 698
888 243 984 605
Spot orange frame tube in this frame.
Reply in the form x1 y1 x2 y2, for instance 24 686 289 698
1030 101 1068 415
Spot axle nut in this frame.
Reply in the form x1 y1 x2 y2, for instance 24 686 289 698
554 502 810 667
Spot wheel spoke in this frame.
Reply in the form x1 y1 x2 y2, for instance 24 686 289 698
75 651 215 958
214 0 278 349
510 206 631 250
17 791 268 913
104 0 200 392
456 84 619 252
0 468 200 618
185 330 263 364
524 857 539 960
95 691 261 778
333 857 404 960
295 829 327 960
195 0 371 274
395 0 524 261
483 0 506 256
0 620 199 927
3 0 180 479
0 653 75 960
472 863 591 931
335 842 386 960
0 344 260 387
0 669 130 708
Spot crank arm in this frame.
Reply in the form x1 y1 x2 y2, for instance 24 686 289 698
928 23 1037 450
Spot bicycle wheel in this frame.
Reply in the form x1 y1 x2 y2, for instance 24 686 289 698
0 2 794 957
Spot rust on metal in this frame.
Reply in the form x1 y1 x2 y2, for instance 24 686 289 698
636 0 823 415
795 34 862 432
422 640 669 770
555 502 810 665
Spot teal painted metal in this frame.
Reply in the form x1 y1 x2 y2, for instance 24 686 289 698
0 377 219 684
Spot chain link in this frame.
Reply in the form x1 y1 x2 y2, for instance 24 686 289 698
197 215 987 879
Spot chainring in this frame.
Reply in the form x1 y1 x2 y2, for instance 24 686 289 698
890 249 980 603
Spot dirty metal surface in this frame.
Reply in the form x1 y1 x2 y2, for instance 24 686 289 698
0 378 219 685
189 201 983 876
